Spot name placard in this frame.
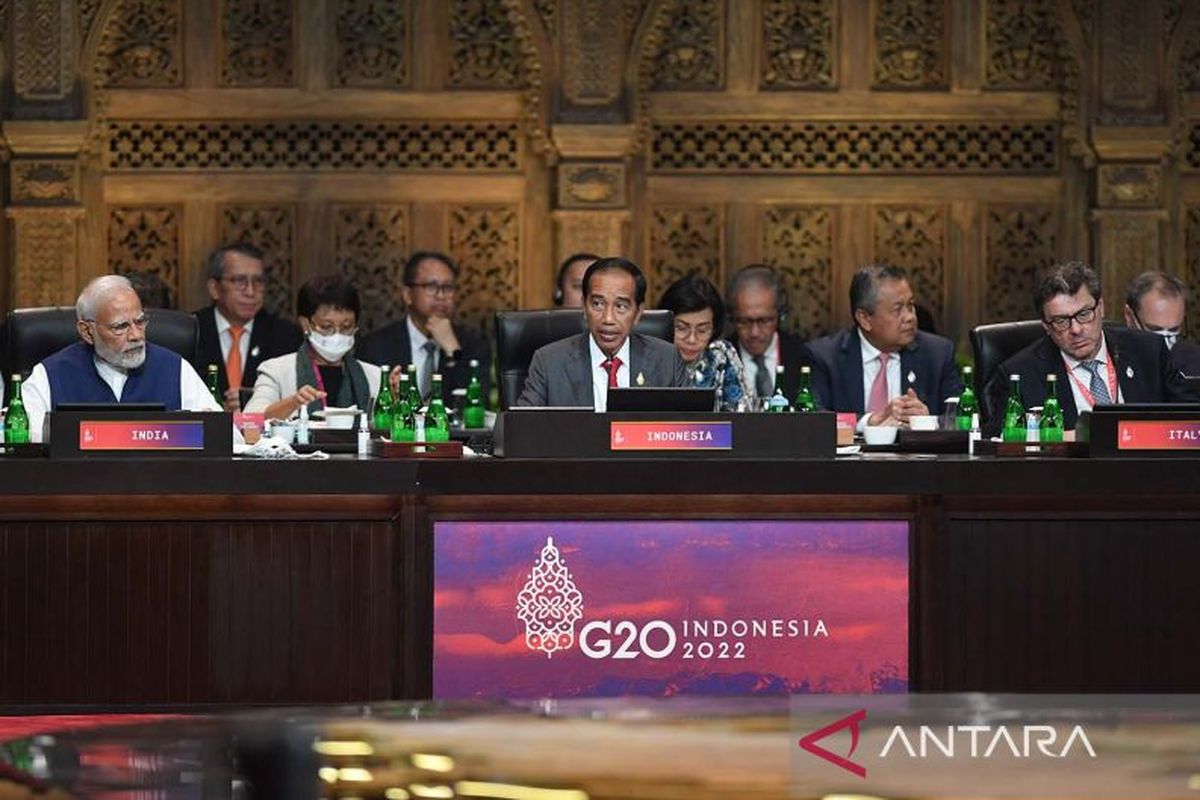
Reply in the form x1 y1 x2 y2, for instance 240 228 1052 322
610 420 732 451
1117 420 1200 450
79 420 206 451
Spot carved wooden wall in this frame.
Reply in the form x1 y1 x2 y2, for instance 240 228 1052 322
2 0 1200 349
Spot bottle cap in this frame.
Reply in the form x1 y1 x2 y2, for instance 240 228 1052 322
469 359 479 367
1047 373 1057 382
775 365 785 373
432 372 442 380
963 365 973 374
1010 373 1019 380
801 365 811 373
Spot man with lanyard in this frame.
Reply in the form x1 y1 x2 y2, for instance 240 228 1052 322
983 261 1196 437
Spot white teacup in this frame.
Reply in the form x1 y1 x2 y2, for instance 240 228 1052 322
908 415 938 431
268 422 296 445
863 425 899 445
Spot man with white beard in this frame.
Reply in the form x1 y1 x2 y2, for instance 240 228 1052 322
21 275 220 442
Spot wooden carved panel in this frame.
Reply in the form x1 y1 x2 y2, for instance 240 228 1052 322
985 0 1058 89
220 205 296 318
534 0 557 36
985 205 1058 324
762 206 835 340
760 0 836 90
872 0 948 89
558 162 626 208
220 0 295 87
873 206 946 323
563 0 626 105
80 0 105 47
333 205 409 333
447 0 526 88
1185 207 1200 341
335 0 410 88
11 160 79 205
107 206 182 307
651 0 724 90
13 0 75 100
652 121 1059 173
648 205 724 304
104 121 522 171
96 0 184 88
1181 18 1200 92
448 205 520 340
9 212 81 309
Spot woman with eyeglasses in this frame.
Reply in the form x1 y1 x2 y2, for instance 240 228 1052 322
658 274 754 411
245 275 382 421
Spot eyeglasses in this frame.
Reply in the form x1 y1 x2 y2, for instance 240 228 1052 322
221 275 268 291
1044 300 1099 332
733 316 776 330
408 281 458 297
309 323 358 337
674 321 714 341
85 315 150 336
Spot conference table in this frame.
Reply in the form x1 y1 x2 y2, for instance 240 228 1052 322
1 452 1198 707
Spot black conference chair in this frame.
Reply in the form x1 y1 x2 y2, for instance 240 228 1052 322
7 306 200 378
969 320 1043 423
494 308 674 410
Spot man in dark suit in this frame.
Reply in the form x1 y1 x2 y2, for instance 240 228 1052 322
194 243 303 411
518 257 687 408
356 250 490 401
984 261 1197 436
1123 270 1200 376
726 264 808 400
807 264 962 428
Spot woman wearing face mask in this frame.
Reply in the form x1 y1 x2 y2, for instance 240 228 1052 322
245 275 381 420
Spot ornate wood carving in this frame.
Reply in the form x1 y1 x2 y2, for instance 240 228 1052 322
985 205 1057 324
872 206 946 323
448 205 520 340
79 0 104 46
13 0 76 100
447 0 526 89
219 205 296 318
562 0 626 105
534 0 556 36
96 0 184 88
1094 212 1163 308
553 211 629 272
104 121 522 171
1184 206 1200 341
6 210 84 308
1181 16 1200 91
651 0 724 90
985 0 1058 90
648 205 723 302
10 160 79 205
107 206 182 305
762 206 835 340
557 162 626 208
220 0 295 87
1097 0 1163 124
760 0 836 90
333 205 409 334
652 121 1059 173
872 0 947 89
335 0 410 88
1097 164 1162 207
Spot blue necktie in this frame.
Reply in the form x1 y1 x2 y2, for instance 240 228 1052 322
1082 360 1111 405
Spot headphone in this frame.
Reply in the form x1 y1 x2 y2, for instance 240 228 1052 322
728 264 789 324
554 252 602 306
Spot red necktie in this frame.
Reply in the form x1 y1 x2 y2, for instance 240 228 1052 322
602 356 622 388
226 325 245 391
868 352 890 414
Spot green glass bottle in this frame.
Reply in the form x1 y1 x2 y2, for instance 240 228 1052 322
463 358 486 428
1040 373 1064 443
1001 374 1025 443
767 365 790 412
373 365 394 432
794 365 816 412
955 366 977 431
426 373 450 442
406 363 422 414
390 372 415 442
5 374 30 445
205 364 222 406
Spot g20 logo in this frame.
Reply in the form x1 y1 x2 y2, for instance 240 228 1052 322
579 620 678 659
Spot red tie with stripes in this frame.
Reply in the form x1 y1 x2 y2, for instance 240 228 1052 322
602 356 622 388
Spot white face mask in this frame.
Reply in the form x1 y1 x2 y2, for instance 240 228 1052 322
308 331 354 362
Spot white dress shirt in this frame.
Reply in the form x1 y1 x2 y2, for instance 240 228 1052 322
858 334 902 431
589 335 631 412
214 307 254 366
21 352 221 443
1061 338 1123 414
407 316 439 373
740 333 779 395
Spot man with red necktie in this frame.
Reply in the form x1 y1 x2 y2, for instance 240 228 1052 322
517 257 688 409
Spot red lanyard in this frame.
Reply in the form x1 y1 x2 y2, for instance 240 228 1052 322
1064 354 1117 407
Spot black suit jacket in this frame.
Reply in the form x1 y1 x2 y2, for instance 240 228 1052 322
194 306 304 400
727 330 809 399
1169 340 1200 377
356 315 491 398
982 327 1198 436
806 327 963 416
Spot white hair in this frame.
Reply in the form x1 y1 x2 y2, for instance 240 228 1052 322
76 275 135 321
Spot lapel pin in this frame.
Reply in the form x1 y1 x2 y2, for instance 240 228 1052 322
906 370 916 385
250 346 260 359
636 371 646 386
1126 366 1133 379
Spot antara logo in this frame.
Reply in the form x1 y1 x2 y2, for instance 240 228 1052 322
798 710 1097 779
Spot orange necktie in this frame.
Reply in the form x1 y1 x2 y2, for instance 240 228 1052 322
226 325 245 391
